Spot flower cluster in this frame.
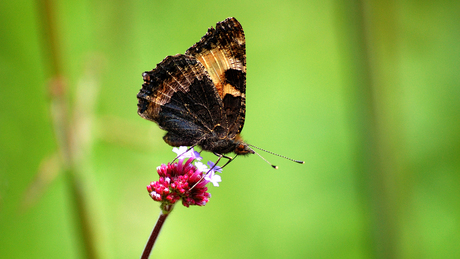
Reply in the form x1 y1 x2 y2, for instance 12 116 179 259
147 147 222 207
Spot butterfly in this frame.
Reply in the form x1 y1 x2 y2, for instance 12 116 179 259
137 18 304 168
137 17 252 165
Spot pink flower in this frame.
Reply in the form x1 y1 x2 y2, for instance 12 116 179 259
147 147 221 207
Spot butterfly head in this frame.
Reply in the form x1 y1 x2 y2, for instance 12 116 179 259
234 142 255 155
231 134 254 155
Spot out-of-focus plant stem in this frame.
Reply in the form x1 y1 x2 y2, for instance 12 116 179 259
37 0 97 258
334 0 404 258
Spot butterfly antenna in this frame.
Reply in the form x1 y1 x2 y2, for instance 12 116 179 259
247 144 305 165
249 148 279 169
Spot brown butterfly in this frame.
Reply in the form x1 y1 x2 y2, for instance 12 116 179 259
137 17 303 167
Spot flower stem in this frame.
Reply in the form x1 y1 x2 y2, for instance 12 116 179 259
141 205 174 259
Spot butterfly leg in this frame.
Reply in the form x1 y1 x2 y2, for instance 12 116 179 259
189 152 238 191
189 157 221 190
189 153 232 190
213 153 238 169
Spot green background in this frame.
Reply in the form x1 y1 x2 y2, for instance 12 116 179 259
1 0 459 258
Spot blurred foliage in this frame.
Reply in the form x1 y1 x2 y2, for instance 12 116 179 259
1 0 459 258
